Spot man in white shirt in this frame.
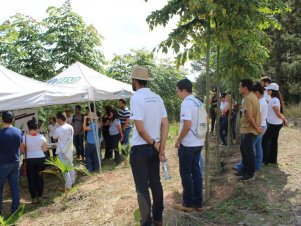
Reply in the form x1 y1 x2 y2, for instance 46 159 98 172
260 76 272 102
173 78 204 212
53 112 75 191
130 65 169 226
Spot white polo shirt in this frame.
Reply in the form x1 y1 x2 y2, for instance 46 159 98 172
259 97 268 127
180 95 204 147
130 88 167 146
263 90 271 103
267 97 283 125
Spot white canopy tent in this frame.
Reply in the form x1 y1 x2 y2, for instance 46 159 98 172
47 61 134 101
47 62 134 171
0 65 87 111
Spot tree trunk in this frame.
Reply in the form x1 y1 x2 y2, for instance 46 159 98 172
204 16 211 202
216 45 221 171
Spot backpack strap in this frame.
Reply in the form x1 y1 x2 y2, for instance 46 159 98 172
186 97 201 137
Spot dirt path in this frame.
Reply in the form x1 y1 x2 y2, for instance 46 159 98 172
3 127 300 225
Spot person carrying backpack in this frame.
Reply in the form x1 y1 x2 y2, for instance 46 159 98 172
173 78 206 213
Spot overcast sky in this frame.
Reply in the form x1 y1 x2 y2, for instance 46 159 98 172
1 0 198 80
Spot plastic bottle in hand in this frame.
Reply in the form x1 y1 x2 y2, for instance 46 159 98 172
162 160 171 180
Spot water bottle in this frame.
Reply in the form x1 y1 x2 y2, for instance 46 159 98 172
162 160 171 180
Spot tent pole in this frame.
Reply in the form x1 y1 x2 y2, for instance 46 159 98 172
87 100 102 173
93 100 101 172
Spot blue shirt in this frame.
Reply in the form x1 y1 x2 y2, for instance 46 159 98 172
87 123 98 144
0 127 23 165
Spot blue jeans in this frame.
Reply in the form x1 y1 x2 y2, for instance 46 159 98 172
235 126 266 171
85 143 100 173
240 134 257 177
219 116 228 144
121 127 132 145
178 145 203 208
255 126 267 170
130 144 163 226
0 162 20 214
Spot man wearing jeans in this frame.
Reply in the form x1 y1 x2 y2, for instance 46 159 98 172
237 79 262 181
130 65 169 226
173 79 204 212
0 111 23 215
119 99 132 159
118 99 132 145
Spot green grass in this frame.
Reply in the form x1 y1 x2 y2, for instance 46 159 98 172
167 122 179 145
286 103 301 119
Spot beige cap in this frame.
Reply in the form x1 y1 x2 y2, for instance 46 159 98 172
131 65 154 81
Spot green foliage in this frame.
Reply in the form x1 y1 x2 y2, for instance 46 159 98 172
146 0 287 86
0 0 105 80
0 205 25 226
133 208 141 226
43 157 90 183
106 49 185 121
0 14 55 80
43 0 105 72
264 0 301 104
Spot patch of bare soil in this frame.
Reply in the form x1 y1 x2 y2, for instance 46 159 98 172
2 127 300 225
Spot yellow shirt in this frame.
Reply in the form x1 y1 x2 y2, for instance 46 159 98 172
240 92 260 135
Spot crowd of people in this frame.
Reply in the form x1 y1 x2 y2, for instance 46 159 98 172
0 65 288 226
209 76 287 181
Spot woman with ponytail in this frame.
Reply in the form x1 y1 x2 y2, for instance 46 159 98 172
262 83 288 165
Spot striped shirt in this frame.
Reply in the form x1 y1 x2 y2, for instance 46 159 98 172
119 107 132 129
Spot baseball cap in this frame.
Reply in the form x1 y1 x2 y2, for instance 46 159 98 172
264 83 279 91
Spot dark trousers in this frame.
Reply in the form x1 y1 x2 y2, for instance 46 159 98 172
262 123 283 164
103 126 112 159
130 145 163 226
210 107 216 133
178 145 203 208
219 116 228 144
26 158 45 199
240 134 256 177
110 134 121 162
51 137 57 157
74 135 85 158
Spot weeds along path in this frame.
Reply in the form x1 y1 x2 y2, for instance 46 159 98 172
16 127 301 225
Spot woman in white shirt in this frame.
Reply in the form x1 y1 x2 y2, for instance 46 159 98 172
219 93 230 145
21 118 47 204
262 83 288 165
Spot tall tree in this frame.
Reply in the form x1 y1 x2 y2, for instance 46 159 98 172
0 14 55 80
146 0 287 200
43 0 105 72
264 0 301 104
106 49 185 121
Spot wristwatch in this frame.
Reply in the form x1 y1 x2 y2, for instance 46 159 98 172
151 139 156 147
